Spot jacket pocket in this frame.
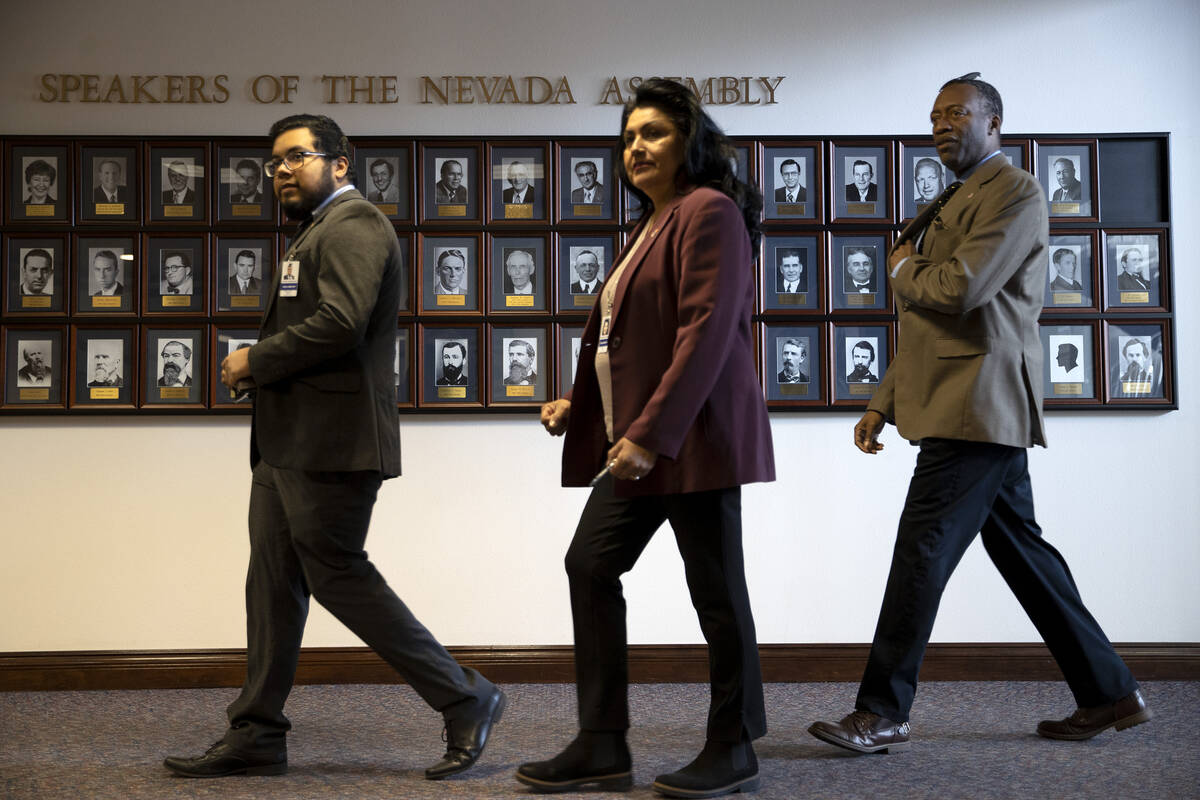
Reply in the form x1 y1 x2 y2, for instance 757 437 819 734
934 337 990 358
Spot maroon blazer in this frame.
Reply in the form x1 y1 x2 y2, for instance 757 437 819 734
562 187 775 496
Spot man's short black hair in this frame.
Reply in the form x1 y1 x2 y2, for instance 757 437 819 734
267 114 354 183
852 339 876 360
235 158 262 180
940 73 1003 122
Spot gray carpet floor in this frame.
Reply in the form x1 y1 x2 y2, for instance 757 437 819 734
1 681 1195 799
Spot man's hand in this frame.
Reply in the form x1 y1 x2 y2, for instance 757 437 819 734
221 347 252 390
854 410 886 454
888 241 914 271
540 398 571 436
606 437 657 481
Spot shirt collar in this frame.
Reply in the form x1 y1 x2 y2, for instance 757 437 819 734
956 150 1002 181
312 184 355 218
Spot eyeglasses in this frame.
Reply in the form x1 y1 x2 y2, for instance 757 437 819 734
264 151 328 178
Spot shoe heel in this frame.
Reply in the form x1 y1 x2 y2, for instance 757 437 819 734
1115 709 1153 731
881 741 910 753
737 776 762 793
245 763 288 776
597 772 633 791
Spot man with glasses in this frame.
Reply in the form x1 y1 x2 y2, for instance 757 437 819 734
162 160 196 205
435 159 467 204
570 160 602 203
159 251 194 296
165 114 504 782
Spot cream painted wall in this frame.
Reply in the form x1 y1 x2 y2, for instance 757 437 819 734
1 0 1197 653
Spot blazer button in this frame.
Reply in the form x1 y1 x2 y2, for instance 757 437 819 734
610 335 622 350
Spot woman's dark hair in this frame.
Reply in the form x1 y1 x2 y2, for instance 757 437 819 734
617 79 762 250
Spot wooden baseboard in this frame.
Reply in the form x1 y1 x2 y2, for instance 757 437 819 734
1 643 1195 692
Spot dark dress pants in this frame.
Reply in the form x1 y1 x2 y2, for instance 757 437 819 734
856 438 1138 723
224 462 492 752
565 475 766 742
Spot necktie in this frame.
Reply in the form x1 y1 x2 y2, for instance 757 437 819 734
787 191 794 203
170 288 178 294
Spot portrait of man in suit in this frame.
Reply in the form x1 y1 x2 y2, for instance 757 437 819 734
1116 247 1151 291
570 159 603 204
87 339 123 388
1048 335 1084 384
157 339 193 387
1050 157 1082 202
162 159 196 205
570 249 603 294
18 248 54 296
92 158 127 204
230 159 264 204
774 158 806 203
775 248 806 294
368 158 400 203
777 337 808 384
229 249 262 296
1112 336 1154 397
433 249 468 295
846 339 879 383
90 249 124 296
1049 247 1084 291
502 338 538 386
23 158 57 204
434 159 467 204
160 250 194 296
15 341 52 387
502 248 536 295
502 160 534 204
845 158 878 202
913 157 945 204
844 247 876 294
436 339 469 386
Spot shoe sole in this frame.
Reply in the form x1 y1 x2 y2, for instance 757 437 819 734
651 774 761 798
1037 708 1155 741
514 770 634 793
807 723 908 754
164 761 288 778
425 691 509 779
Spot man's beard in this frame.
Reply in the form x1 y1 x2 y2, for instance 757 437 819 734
849 364 872 379
279 166 336 219
443 362 462 382
162 364 181 384
508 362 529 382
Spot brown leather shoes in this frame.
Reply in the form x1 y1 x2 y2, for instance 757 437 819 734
808 710 910 754
1036 689 1153 740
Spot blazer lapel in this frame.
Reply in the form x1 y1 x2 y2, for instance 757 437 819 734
608 194 684 327
922 156 1006 256
261 190 358 325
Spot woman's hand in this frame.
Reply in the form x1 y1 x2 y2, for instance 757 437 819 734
540 398 571 436
606 437 657 481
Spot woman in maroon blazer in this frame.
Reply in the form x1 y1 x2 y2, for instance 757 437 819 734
516 79 775 798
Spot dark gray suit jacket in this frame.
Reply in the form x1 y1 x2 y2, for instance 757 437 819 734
248 188 402 477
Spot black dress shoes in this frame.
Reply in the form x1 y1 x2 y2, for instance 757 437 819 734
515 730 633 793
425 687 507 779
652 738 759 798
1037 688 1153 740
163 740 287 778
808 710 911 754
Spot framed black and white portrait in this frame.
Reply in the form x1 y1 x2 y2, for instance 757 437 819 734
832 324 891 406
355 142 412 222
214 235 275 315
149 144 207 223
210 327 258 408
5 235 67 315
998 138 1031 172
729 139 756 187
1044 231 1097 311
1039 322 1098 404
556 142 615 223
1036 139 1098 221
7 143 70 223
2 325 65 408
556 323 585 397
489 325 550 406
419 324 482 407
1104 320 1171 404
831 142 892 222
74 236 136 316
141 326 205 407
419 143 480 224
489 234 549 314
761 143 820 222
487 142 548 224
1103 230 1166 312
898 141 949 221
79 144 139 223
829 233 891 312
70 325 136 409
761 234 822 314
144 236 206 315
418 234 481 314
395 324 414 408
216 144 273 223
556 233 615 314
763 324 824 407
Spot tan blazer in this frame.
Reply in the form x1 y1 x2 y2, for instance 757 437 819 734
869 156 1047 448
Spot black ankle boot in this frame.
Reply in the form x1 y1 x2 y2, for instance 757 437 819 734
515 730 633 793
651 738 759 798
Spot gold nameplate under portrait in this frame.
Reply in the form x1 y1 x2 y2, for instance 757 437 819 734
162 296 191 307
436 294 466 306
849 384 875 396
438 205 467 217
90 387 120 400
777 203 806 215
573 295 597 307
573 204 602 216
230 296 260 308
505 295 534 307
1053 383 1083 396
1053 292 1083 305
232 204 262 217
92 296 122 308
19 388 50 400
1051 202 1080 215
847 202 876 214
844 294 875 306
779 383 809 396
506 385 535 397
373 203 398 216
160 387 190 399
22 296 52 308
778 294 806 306
26 204 55 217
438 386 467 399
95 203 124 215
1122 381 1152 395
1120 292 1149 304
505 204 533 219
163 205 193 218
